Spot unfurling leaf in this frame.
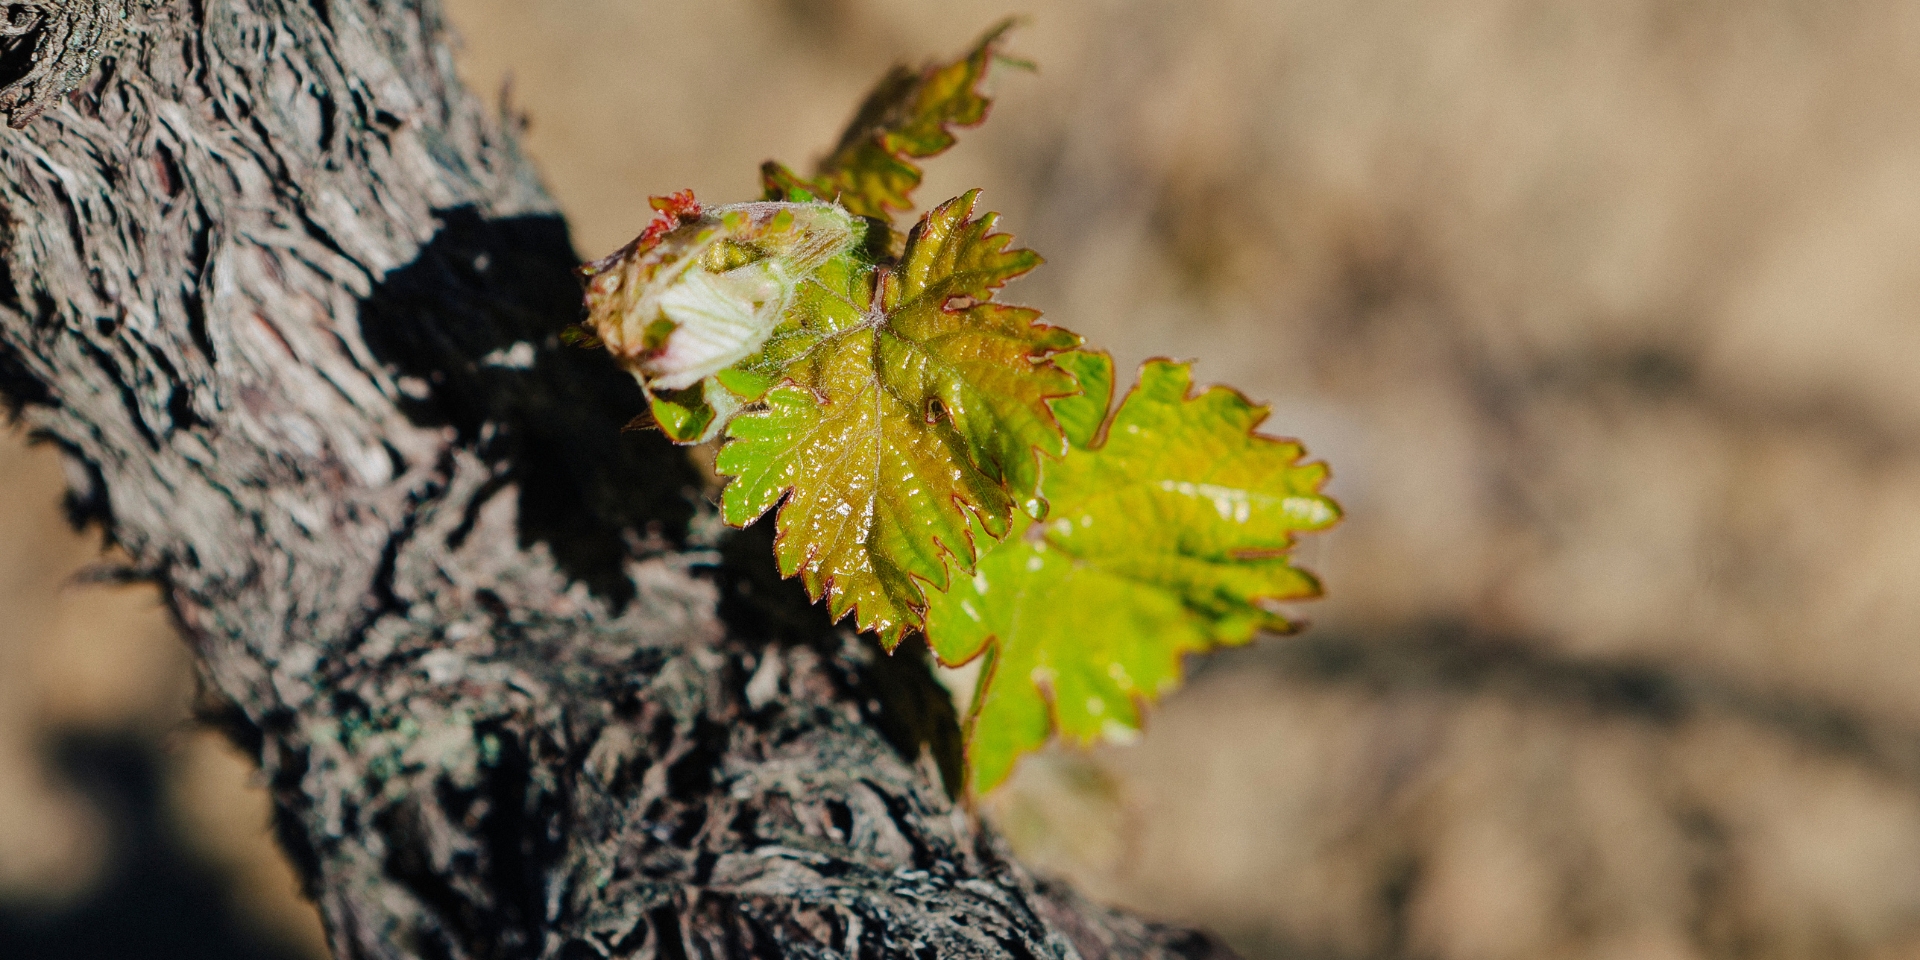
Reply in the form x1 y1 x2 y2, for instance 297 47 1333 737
578 22 1340 802
762 19 1018 230
716 190 1079 643
924 352 1342 795
580 197 863 441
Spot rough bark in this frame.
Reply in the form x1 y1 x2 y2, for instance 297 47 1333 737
0 4 1230 960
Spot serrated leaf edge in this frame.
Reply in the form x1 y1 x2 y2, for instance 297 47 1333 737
926 353 1341 797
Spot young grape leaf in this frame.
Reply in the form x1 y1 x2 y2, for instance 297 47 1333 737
715 190 1079 644
762 19 1019 227
922 351 1341 795
873 189 1079 504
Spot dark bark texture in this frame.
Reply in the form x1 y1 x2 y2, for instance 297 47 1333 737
0 4 1230 960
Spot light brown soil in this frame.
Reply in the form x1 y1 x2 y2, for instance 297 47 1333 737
8 2 1920 958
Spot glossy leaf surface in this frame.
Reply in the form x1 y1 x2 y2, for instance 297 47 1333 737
923 352 1341 795
716 191 1078 643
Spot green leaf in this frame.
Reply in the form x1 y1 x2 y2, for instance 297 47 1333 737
1045 348 1113 450
762 20 1018 225
715 191 1079 643
875 190 1079 507
716 360 1010 645
923 353 1341 795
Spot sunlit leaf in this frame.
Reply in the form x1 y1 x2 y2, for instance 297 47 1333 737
716 191 1078 642
716 354 1009 645
575 21 1343 809
923 352 1341 795
762 20 1019 227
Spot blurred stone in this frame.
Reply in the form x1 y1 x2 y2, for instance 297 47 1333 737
0 434 114 906
0 430 325 956
167 731 330 959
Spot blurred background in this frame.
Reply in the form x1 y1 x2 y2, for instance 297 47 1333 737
8 0 1920 957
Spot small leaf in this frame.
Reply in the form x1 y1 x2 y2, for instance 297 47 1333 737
923 353 1341 795
558 324 603 349
716 191 1079 642
716 362 1010 646
762 20 1017 226
875 190 1079 506
645 386 713 443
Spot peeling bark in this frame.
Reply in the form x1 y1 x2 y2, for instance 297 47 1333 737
0 4 1231 960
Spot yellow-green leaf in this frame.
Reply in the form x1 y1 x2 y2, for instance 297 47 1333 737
716 359 1009 646
715 192 1079 642
875 190 1079 507
762 20 1017 225
923 353 1341 795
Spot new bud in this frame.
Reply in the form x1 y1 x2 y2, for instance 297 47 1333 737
582 198 862 391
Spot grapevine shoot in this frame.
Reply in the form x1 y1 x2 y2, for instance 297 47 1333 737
578 22 1339 796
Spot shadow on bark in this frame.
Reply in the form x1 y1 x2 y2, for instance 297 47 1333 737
356 206 702 610
353 206 969 791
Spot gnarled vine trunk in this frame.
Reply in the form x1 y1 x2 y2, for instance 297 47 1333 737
0 3 1227 959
